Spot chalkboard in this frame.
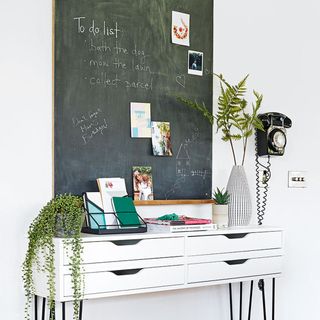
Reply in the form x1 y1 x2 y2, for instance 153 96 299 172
54 0 213 199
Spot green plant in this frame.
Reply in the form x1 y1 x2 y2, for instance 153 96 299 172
22 194 84 320
178 74 264 165
212 187 230 205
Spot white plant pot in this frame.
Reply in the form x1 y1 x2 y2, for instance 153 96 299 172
227 165 252 226
212 204 228 228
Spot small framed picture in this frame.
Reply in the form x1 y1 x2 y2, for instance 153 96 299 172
132 166 154 201
188 50 203 76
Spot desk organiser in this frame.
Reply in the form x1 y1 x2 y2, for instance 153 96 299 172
82 193 147 235
82 211 147 235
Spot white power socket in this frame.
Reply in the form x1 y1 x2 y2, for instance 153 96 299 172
288 171 307 188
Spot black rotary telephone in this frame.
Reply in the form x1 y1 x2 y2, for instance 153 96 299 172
255 112 292 225
256 112 292 156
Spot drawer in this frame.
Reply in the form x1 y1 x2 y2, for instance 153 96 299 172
186 231 282 256
64 265 184 296
64 237 184 265
188 256 282 283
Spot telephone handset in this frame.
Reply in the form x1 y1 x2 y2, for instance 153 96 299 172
256 112 292 156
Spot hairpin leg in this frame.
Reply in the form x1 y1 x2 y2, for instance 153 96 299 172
272 278 276 320
229 283 233 320
239 282 243 320
41 298 46 320
79 300 83 320
49 302 55 320
34 295 38 320
258 279 267 320
247 281 254 320
62 302 65 320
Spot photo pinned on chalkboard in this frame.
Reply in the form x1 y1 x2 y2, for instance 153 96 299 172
188 50 203 76
133 166 154 201
151 121 173 156
172 11 190 46
130 102 152 138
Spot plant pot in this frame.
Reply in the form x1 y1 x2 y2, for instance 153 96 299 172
226 165 252 226
212 204 228 228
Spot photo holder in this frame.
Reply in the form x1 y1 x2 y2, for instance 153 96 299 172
82 193 147 235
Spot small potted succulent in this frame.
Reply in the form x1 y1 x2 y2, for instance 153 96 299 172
212 188 230 228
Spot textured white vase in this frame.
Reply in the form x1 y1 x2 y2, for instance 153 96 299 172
226 165 252 226
212 204 228 228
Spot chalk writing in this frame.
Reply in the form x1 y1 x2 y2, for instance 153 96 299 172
176 74 186 88
165 176 186 200
88 39 112 53
74 17 121 38
72 108 108 145
191 169 212 180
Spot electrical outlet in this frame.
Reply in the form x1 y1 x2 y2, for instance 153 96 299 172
288 171 307 188
258 170 268 188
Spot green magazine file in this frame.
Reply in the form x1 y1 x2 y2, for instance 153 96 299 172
112 197 141 227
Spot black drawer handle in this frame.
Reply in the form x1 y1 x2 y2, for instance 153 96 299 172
110 239 142 246
224 259 248 265
224 233 248 239
110 268 143 276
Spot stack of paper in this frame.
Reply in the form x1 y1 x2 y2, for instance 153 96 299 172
97 178 127 227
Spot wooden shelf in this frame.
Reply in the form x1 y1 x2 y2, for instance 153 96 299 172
134 199 215 206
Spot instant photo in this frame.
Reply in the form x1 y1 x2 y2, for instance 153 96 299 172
188 50 203 76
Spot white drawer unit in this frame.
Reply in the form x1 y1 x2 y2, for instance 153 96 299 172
63 237 185 265
186 231 282 256
33 226 284 304
188 256 282 284
64 265 185 296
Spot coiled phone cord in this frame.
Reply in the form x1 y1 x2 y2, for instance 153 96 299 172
255 130 271 225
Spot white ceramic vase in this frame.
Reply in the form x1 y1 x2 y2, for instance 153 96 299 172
212 204 228 228
226 165 252 226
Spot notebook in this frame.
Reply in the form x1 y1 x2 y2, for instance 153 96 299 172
112 197 141 227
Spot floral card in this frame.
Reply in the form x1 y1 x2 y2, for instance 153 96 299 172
172 11 190 46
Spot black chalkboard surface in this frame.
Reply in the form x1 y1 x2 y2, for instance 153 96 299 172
54 0 213 199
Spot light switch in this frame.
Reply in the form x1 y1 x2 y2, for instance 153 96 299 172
288 171 307 188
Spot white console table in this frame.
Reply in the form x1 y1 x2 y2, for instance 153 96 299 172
33 225 283 320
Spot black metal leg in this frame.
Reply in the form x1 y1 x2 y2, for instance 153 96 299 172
79 300 83 320
49 302 55 320
247 281 254 320
258 279 267 320
239 282 243 320
34 295 38 320
41 298 46 320
62 302 66 320
272 278 275 320
229 283 233 320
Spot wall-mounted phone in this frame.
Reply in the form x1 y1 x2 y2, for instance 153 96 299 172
255 112 292 225
256 112 292 156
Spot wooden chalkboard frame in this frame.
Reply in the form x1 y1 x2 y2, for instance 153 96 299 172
53 0 214 199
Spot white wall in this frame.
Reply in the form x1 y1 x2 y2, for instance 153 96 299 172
1 0 320 319
0 0 53 319
214 0 320 319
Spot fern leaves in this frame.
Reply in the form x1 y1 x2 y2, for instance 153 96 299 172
177 74 265 165
177 96 214 125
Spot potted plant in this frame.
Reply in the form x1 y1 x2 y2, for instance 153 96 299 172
22 194 84 320
178 74 265 226
212 188 230 228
